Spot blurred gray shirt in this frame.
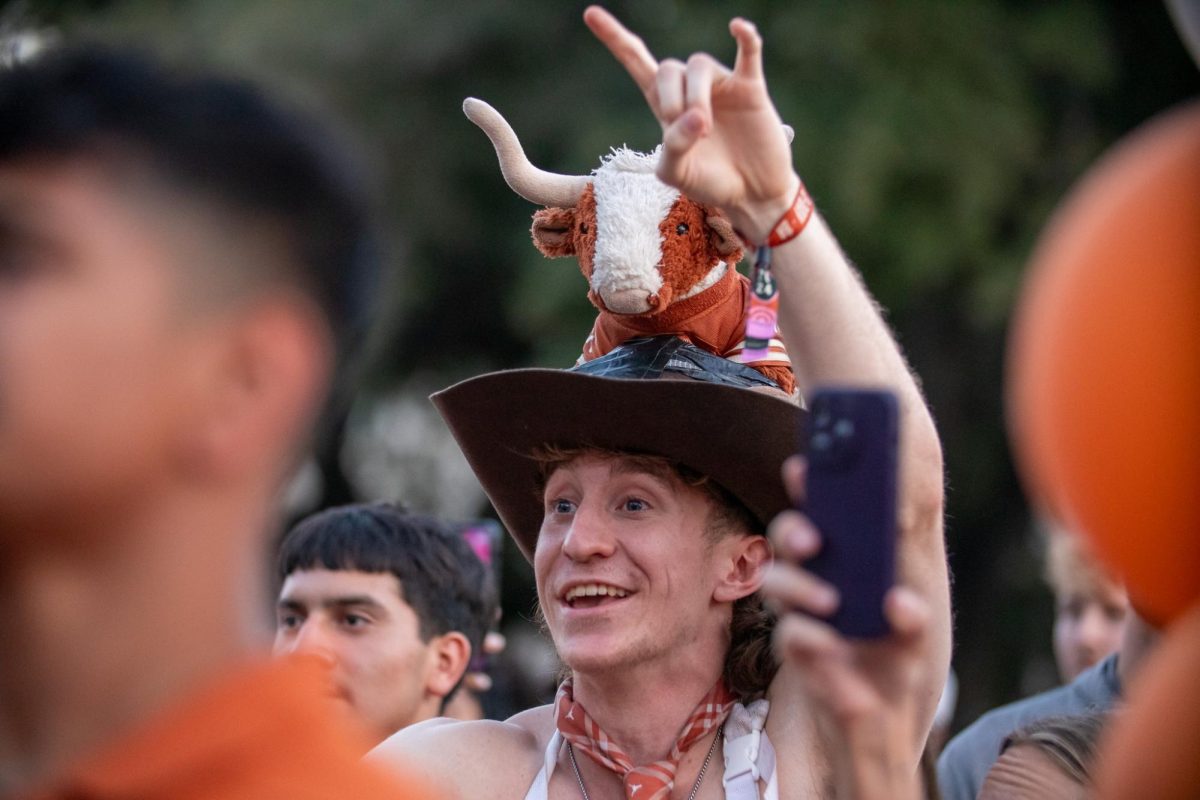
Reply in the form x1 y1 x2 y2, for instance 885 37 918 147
936 653 1120 800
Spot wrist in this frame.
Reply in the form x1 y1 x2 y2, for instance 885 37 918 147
729 173 805 246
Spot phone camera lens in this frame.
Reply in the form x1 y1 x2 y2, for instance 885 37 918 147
812 432 833 452
834 419 855 438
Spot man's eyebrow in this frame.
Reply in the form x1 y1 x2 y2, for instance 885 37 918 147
325 595 388 612
608 459 675 485
277 598 307 612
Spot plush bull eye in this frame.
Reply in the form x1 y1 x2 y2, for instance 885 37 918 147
675 223 689 235
579 222 589 234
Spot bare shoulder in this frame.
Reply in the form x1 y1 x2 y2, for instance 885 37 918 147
367 707 555 800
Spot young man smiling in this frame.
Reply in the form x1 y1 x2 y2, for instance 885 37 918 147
370 7 950 799
274 504 496 744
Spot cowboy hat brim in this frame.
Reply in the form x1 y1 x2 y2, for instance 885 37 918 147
432 368 803 560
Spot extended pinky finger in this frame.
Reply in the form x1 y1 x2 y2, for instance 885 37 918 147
729 17 764 80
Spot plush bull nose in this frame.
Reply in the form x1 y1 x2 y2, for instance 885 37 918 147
603 288 654 314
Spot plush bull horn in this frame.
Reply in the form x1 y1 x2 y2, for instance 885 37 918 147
463 98 590 208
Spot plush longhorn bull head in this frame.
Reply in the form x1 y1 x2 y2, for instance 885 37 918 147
464 97 796 394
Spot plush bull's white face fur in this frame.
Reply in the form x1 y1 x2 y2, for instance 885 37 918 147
528 146 741 317
591 148 679 314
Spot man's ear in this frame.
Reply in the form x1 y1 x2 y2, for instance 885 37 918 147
531 207 578 257
177 296 332 483
705 212 744 263
713 535 772 603
425 631 473 701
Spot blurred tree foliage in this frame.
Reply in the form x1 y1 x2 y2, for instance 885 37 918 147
17 0 1197 728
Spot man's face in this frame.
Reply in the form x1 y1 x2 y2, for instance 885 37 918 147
0 158 222 531
534 454 728 674
1053 575 1129 683
274 568 437 740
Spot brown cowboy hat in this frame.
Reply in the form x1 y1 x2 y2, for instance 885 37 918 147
431 336 803 560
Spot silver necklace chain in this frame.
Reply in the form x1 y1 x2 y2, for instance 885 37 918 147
566 723 725 800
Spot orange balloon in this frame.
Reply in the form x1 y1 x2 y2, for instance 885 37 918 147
1096 600 1200 799
1008 100 1200 626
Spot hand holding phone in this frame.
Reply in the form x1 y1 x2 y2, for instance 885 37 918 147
801 387 899 638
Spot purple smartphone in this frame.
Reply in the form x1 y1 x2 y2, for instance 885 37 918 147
800 387 899 638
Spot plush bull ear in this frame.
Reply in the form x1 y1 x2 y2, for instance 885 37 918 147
705 213 745 263
531 208 577 258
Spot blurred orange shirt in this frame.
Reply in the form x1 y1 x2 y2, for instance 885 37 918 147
20 657 427 799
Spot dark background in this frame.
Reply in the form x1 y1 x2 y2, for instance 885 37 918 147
8 0 1196 732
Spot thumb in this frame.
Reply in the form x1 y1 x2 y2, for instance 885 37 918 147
657 109 706 185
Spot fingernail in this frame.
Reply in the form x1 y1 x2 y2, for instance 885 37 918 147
787 525 815 553
820 585 840 610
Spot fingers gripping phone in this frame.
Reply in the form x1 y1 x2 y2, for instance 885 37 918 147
801 388 899 638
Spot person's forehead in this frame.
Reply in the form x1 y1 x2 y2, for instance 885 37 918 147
0 157 125 227
551 452 680 484
979 744 1086 800
279 567 405 604
0 155 190 261
1056 570 1128 606
0 152 266 266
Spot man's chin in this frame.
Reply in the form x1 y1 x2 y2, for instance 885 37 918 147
558 639 644 676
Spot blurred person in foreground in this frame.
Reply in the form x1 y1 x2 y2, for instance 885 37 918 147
938 608 1156 800
978 713 1106 800
1043 528 1129 683
274 503 497 744
370 6 951 798
0 46 423 797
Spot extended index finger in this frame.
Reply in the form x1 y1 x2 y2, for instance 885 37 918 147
584 6 659 95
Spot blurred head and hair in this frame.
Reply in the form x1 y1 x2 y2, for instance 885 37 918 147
0 43 381 531
0 41 379 385
1001 712 1106 786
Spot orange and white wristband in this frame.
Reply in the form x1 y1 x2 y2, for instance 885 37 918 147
735 180 815 250
765 182 815 248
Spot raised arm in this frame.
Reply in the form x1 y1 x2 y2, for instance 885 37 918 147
585 3 950 770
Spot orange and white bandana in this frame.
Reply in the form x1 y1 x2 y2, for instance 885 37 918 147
554 678 734 800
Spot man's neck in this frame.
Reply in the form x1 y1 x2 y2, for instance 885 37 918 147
569 640 727 766
0 492 273 790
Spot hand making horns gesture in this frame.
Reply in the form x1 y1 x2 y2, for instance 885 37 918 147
583 5 801 245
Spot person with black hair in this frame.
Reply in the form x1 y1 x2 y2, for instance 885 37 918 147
0 45 421 797
274 503 497 744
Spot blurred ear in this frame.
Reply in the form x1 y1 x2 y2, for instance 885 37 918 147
531 207 578 257
179 295 332 483
425 631 472 701
705 212 744 263
713 535 772 603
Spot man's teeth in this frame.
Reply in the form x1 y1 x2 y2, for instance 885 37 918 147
565 584 629 602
